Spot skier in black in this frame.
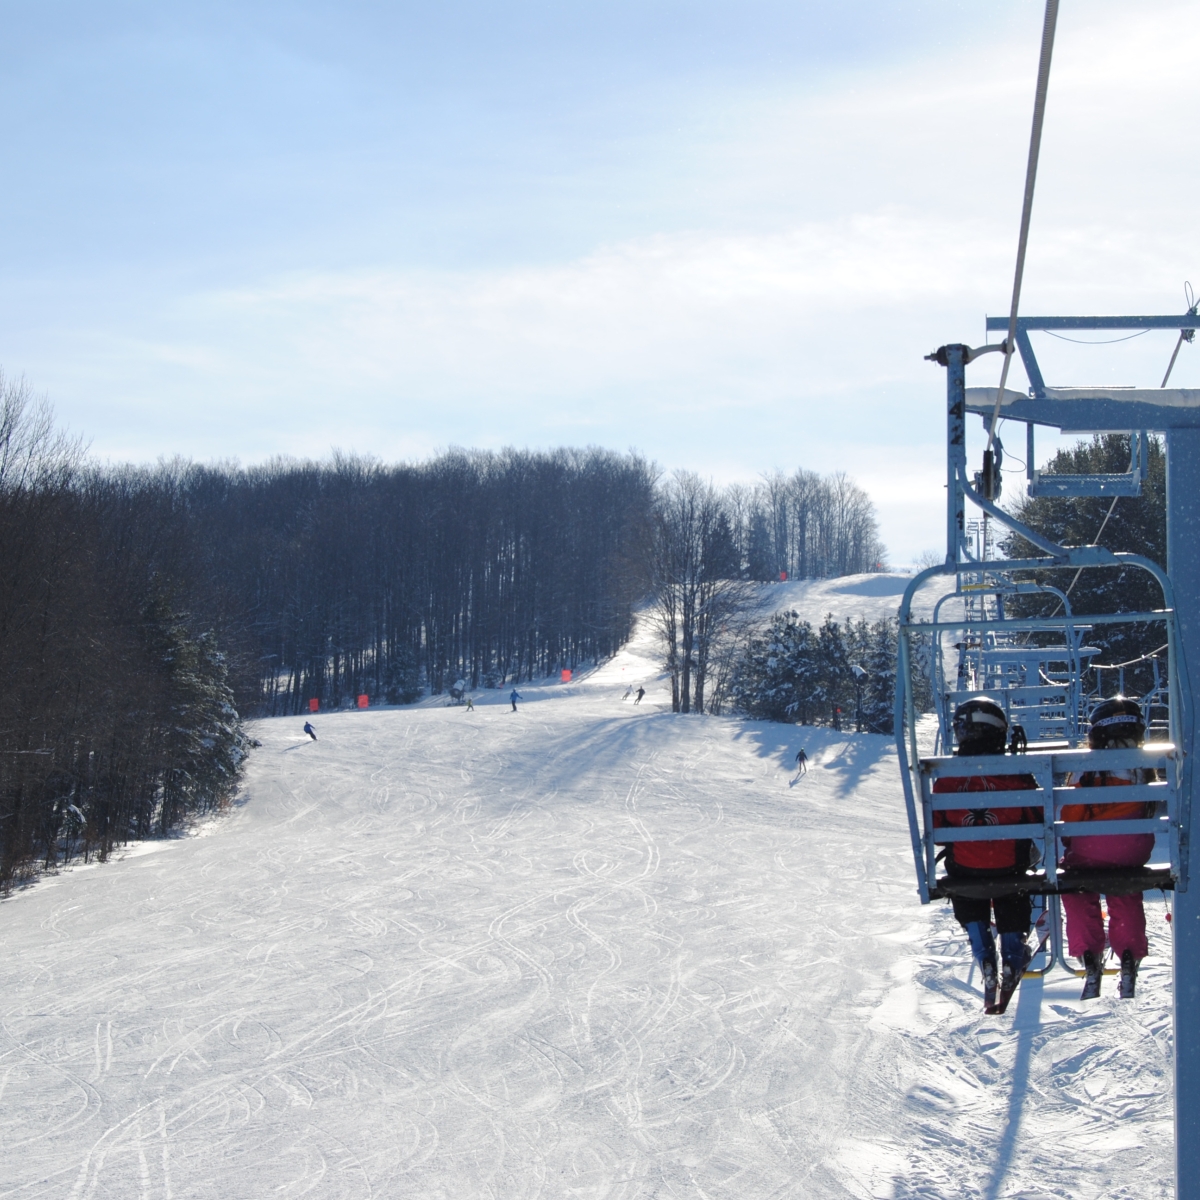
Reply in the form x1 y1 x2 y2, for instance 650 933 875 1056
634 687 646 705
510 688 522 712
795 748 808 776
303 721 317 741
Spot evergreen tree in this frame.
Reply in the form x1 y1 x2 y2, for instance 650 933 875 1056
814 616 852 729
745 510 775 581
731 611 904 731
863 617 898 734
1005 433 1167 694
382 652 422 705
144 593 249 835
732 610 816 722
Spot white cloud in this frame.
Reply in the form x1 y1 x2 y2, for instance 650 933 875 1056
14 0 1200 565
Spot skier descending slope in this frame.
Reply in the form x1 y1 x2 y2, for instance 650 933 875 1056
303 721 317 741
933 700 1040 1013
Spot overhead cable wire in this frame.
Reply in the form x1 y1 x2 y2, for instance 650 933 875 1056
1044 329 1149 345
986 0 1060 456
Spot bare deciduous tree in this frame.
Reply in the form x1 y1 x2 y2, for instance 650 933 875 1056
649 472 756 714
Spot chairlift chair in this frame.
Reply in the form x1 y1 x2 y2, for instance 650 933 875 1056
895 326 1196 981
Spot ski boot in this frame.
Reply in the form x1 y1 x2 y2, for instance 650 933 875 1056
966 921 999 1010
1119 949 1140 999
990 933 1032 1015
981 956 999 1011
1080 949 1103 1001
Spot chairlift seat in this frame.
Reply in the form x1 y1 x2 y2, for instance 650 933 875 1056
915 745 1180 896
1027 472 1145 498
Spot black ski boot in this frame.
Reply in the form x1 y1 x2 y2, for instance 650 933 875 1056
981 955 999 1011
990 935 1032 1015
965 921 999 1011
1119 949 1140 999
1080 949 1103 1001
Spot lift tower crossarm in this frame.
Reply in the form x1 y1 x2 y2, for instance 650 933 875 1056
983 314 1200 399
964 387 1200 433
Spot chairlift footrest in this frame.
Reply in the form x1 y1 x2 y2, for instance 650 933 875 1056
931 866 1175 899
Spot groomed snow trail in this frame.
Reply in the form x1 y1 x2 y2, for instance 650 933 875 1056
2 607 1174 1198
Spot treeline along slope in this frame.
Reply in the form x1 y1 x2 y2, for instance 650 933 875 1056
187 447 657 712
0 376 885 886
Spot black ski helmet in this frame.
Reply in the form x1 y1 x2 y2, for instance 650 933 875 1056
1088 696 1145 747
952 698 1008 751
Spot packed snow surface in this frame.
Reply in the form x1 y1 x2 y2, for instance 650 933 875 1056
2 613 1174 1198
757 572 940 629
763 573 916 626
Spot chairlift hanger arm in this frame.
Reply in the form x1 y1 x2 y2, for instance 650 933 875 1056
958 466 1141 567
958 466 1070 558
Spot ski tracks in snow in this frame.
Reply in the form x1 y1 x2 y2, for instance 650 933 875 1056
0 654 1177 1199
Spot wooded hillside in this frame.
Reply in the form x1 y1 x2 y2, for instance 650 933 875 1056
0 375 887 886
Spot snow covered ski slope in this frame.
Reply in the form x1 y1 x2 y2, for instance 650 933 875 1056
2 618 1175 1198
758 573 918 628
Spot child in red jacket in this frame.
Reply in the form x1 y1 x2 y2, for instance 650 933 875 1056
934 700 1040 1002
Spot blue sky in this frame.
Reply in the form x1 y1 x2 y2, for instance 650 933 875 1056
2 0 1198 562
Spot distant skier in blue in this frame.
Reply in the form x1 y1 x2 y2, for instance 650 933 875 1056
303 721 317 741
510 688 522 712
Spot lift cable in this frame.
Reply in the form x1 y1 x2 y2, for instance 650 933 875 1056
985 0 1060 457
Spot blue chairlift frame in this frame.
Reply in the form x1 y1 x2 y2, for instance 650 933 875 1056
896 329 1194 901
896 555 1188 906
896 324 1200 1198
930 578 1098 751
984 313 1200 498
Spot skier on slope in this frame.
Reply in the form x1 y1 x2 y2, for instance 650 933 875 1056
303 721 317 741
634 686 645 705
1061 697 1156 1001
932 699 1040 1012
510 688 522 712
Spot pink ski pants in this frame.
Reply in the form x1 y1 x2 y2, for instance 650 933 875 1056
1061 833 1154 961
